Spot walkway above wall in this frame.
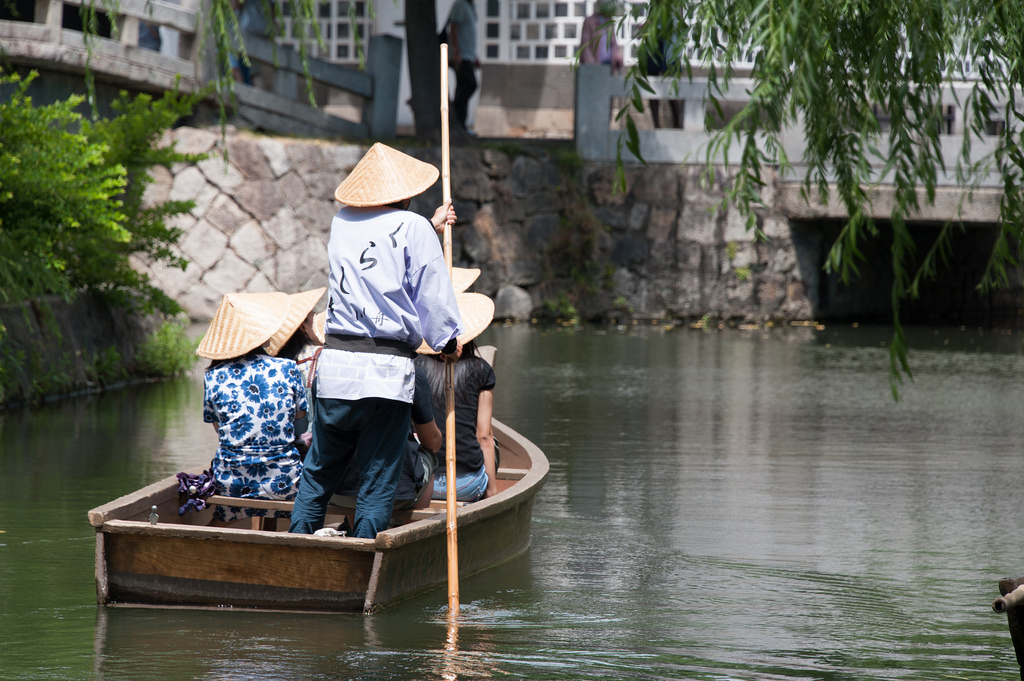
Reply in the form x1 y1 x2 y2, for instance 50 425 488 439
0 0 400 139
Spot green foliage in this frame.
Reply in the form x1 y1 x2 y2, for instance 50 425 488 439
135 319 200 378
544 293 580 323
0 71 203 315
620 0 1024 398
553 147 584 176
80 86 207 313
544 156 609 312
0 71 127 305
88 346 126 386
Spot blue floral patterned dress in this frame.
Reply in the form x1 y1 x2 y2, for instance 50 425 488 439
203 354 308 522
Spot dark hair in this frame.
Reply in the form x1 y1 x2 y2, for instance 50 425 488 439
207 347 266 370
275 330 308 361
417 340 481 404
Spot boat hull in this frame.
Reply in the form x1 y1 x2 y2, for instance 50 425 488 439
90 418 547 613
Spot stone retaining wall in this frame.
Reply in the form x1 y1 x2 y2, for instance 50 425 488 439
0 295 159 407
137 127 813 323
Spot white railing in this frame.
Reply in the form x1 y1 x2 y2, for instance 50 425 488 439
0 0 400 138
574 64 1004 188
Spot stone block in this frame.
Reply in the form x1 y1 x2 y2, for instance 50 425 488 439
272 237 327 292
245 271 276 293
634 166 682 205
235 180 285 223
755 273 787 310
526 214 561 251
197 155 245 193
285 142 327 176
610 235 648 267
144 257 202 300
264 206 301 250
523 190 561 215
594 206 628 230
508 261 542 287
189 184 220 220
460 225 492 263
481 149 511 178
646 207 677 242
179 279 223 321
476 262 506 296
302 172 340 203
142 164 172 209
169 166 208 204
276 172 310 209
320 144 364 172
724 208 757 243
678 198 720 245
629 203 650 231
494 285 534 321
205 194 249 237
257 137 291 177
230 220 275 268
172 127 218 156
452 151 493 202
771 244 798 274
227 135 274 180
294 200 336 240
762 215 791 239
202 248 258 294
179 220 228 270
612 266 637 296
586 165 629 207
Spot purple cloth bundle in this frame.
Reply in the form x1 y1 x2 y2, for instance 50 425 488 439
176 469 215 515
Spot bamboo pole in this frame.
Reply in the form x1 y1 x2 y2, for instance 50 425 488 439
440 42 460 617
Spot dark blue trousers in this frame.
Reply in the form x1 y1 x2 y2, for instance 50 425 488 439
289 396 411 538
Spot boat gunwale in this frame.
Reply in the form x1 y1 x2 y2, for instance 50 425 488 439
89 418 548 553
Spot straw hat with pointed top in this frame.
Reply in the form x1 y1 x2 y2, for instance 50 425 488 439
312 310 327 345
334 143 440 207
265 287 327 357
417 292 495 354
451 267 480 294
196 292 292 360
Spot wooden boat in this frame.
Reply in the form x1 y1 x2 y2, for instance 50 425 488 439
87 349 548 613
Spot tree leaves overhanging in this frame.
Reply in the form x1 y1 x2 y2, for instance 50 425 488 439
624 0 1024 398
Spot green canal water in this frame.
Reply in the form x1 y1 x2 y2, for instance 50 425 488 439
3 322 1024 679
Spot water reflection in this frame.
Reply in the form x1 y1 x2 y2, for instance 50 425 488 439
4 323 1024 679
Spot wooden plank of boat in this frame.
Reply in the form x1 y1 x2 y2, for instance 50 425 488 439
89 417 548 613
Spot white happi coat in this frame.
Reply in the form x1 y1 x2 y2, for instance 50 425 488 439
315 205 463 404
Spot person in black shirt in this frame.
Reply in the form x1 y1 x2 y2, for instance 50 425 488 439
415 292 497 502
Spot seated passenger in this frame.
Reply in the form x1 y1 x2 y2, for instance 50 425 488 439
415 292 497 502
196 289 323 525
272 303 326 455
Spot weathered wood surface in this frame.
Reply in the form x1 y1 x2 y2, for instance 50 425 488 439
90 416 548 613
998 576 1024 680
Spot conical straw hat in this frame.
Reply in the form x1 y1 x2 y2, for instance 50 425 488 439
451 267 480 293
196 292 291 360
334 143 440 207
312 310 327 345
265 287 327 356
417 292 495 354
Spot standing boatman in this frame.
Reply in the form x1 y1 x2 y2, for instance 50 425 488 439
289 143 464 539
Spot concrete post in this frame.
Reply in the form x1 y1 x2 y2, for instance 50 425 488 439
362 34 402 140
36 0 62 30
682 96 705 131
575 64 612 161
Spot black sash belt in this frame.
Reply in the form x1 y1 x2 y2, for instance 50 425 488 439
324 333 417 359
